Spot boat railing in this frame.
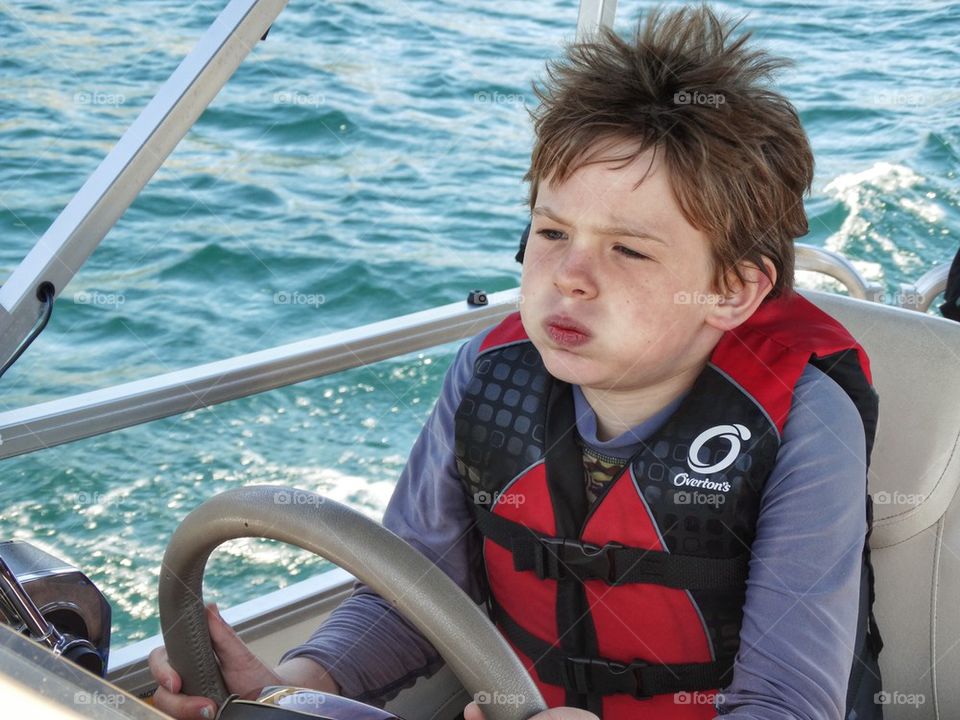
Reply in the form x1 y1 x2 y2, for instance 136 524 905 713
0 290 520 461
796 245 950 309
0 250 951 463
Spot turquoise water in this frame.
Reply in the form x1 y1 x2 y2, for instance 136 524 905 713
0 1 957 646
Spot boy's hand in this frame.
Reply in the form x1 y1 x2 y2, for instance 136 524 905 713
149 603 283 719
463 701 599 720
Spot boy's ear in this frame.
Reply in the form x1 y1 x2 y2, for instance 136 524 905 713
705 258 777 332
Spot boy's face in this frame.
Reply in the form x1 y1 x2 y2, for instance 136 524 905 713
520 143 728 399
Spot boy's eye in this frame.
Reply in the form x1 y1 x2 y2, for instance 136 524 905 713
536 228 566 241
614 244 650 260
535 229 651 261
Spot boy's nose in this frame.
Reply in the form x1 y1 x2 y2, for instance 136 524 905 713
553 246 599 299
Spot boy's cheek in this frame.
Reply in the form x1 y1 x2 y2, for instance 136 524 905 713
518 302 538 340
518 285 538 319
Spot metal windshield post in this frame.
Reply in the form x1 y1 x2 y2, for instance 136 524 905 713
0 0 288 373
576 0 617 40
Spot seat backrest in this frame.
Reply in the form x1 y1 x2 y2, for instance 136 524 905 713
807 290 960 719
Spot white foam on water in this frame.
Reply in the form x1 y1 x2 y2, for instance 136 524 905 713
822 162 931 272
899 196 945 224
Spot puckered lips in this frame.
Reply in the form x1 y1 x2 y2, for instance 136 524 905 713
544 314 592 347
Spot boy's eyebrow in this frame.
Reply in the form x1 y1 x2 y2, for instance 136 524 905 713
532 205 667 244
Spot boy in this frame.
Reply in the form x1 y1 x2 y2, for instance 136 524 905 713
150 5 882 719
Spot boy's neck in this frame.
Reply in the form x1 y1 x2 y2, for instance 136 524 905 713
580 360 707 442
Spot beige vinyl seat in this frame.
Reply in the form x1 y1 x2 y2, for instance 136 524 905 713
806 290 960 719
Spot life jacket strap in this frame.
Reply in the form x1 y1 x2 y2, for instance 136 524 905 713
475 506 749 589
491 601 730 699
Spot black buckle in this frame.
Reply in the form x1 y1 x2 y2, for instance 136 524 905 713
528 538 627 584
561 657 651 698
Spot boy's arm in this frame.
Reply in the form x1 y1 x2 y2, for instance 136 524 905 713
717 364 870 719
277 328 490 703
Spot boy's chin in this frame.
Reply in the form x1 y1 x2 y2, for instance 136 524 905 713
540 351 597 387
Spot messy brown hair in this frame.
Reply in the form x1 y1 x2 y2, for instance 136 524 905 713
524 4 814 297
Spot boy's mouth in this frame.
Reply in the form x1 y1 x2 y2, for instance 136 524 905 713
544 315 591 347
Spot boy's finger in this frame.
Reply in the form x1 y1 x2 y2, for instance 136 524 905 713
152 684 217 720
147 646 180 694
463 701 486 720
205 603 256 667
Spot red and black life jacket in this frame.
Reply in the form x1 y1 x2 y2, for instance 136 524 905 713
454 292 883 719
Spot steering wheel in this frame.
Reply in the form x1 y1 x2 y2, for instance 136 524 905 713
158 486 547 720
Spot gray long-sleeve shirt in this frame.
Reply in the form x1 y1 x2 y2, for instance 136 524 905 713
281 325 869 719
